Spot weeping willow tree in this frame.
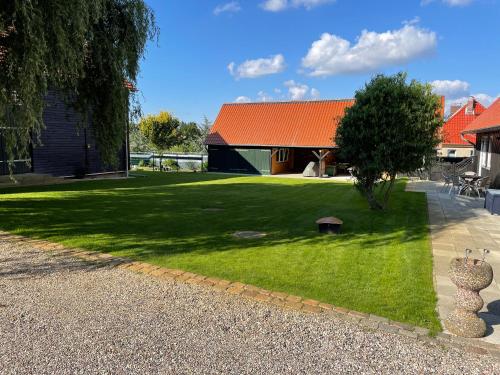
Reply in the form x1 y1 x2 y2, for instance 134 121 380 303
0 0 157 172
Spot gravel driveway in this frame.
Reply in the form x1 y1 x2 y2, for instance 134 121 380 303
1 239 499 375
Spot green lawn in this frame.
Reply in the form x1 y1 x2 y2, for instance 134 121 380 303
0 172 439 332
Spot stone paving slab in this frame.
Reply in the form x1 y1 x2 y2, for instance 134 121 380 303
407 180 500 345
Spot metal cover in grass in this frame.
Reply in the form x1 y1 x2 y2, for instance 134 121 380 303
232 231 267 239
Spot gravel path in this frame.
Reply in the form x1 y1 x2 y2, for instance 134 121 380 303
1 240 499 375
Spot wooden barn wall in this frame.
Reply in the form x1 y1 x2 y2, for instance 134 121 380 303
32 91 126 177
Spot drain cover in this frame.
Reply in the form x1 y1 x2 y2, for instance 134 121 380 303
232 231 267 239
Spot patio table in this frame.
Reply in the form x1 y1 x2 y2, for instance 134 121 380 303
459 174 480 196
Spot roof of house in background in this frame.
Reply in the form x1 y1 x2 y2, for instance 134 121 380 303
462 98 500 134
442 97 486 146
205 100 355 148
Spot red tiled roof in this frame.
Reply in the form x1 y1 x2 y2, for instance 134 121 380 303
441 99 486 146
206 100 355 148
462 98 500 134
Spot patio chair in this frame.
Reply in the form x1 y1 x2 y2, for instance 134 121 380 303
441 172 453 192
449 175 465 196
472 176 491 197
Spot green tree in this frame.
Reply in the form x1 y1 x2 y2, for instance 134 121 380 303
139 111 181 167
170 116 212 153
335 73 443 210
129 122 149 152
0 1 157 172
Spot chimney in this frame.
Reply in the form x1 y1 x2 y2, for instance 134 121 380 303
449 104 461 116
465 96 476 115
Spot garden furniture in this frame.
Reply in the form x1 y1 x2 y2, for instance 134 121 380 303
472 176 490 197
441 172 453 192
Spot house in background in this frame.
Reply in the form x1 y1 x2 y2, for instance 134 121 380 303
462 98 500 188
437 97 486 160
205 100 355 176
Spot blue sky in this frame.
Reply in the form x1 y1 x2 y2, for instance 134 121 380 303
137 0 500 123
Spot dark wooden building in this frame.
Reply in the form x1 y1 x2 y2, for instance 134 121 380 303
0 91 127 177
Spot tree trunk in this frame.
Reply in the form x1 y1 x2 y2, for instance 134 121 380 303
365 189 383 210
382 175 396 209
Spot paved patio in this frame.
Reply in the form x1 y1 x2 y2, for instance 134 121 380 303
407 180 500 344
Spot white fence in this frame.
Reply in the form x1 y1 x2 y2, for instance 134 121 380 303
130 152 208 170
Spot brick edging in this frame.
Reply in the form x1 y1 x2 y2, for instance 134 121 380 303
1 231 499 361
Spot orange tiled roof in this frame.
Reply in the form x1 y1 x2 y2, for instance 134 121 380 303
206 100 355 148
441 99 486 146
462 98 500 134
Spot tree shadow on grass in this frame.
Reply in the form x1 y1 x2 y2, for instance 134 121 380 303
0 174 429 260
0 174 439 329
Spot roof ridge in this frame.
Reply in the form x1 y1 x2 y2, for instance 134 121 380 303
225 99 355 105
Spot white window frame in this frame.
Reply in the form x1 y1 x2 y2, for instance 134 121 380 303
479 136 492 171
277 148 289 163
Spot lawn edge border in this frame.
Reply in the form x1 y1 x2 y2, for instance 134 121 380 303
2 231 499 361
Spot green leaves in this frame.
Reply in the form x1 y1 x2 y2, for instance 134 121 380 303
336 73 443 210
0 0 157 171
139 111 182 152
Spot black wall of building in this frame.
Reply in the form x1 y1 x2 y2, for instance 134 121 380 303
32 91 126 177
475 132 500 188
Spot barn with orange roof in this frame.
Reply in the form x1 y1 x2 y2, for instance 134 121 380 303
205 100 355 176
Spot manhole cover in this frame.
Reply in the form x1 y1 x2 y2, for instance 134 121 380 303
232 231 267 239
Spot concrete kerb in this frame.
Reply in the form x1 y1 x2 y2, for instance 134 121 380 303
2 231 499 361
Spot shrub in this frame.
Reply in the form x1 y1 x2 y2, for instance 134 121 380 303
163 159 180 171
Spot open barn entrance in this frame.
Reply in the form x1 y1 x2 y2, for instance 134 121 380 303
270 147 348 177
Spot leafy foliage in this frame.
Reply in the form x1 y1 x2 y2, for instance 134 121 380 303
335 73 443 209
138 111 181 152
129 121 149 152
170 116 212 153
0 0 157 171
162 159 180 171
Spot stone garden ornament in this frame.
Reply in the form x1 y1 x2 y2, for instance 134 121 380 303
445 249 493 338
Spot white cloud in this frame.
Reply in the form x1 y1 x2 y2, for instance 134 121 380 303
284 80 320 100
234 96 251 103
430 79 498 113
261 0 335 12
261 0 288 11
421 0 474 6
451 94 499 108
310 88 321 99
257 91 274 102
431 80 470 99
228 54 286 79
301 24 437 76
284 80 309 100
214 1 241 15
444 0 474 5
235 80 320 103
